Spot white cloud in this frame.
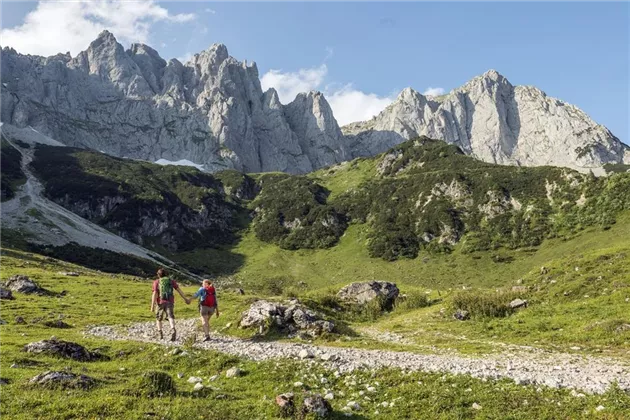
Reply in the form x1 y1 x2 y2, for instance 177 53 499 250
205 8 216 14
261 64 328 103
178 52 194 63
324 46 334 61
327 85 394 126
0 0 196 57
261 64 393 126
423 87 445 96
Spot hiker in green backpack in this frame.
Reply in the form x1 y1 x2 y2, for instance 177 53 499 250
150 268 190 341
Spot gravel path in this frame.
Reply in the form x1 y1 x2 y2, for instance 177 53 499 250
86 319 630 395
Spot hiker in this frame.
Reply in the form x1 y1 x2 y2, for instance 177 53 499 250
150 268 190 341
191 279 220 342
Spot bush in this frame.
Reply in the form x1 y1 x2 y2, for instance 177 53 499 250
133 371 176 397
451 290 525 318
395 292 431 311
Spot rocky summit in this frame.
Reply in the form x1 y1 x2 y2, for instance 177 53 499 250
1 32 627 174
344 70 629 172
1 31 347 174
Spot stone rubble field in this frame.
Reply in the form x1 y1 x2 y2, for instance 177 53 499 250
87 318 630 395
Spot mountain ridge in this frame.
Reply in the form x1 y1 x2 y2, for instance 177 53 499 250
1 31 627 175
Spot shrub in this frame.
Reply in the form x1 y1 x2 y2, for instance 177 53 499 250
451 290 525 318
395 292 431 311
133 371 176 397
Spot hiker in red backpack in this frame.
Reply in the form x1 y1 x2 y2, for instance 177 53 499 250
150 268 190 341
191 279 220 342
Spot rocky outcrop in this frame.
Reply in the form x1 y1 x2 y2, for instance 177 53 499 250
337 281 400 307
344 70 629 172
4 275 50 295
240 299 334 337
29 371 96 390
24 338 103 361
1 31 347 174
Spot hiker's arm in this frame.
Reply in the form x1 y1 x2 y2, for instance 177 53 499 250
150 290 157 312
176 287 190 304
215 294 220 317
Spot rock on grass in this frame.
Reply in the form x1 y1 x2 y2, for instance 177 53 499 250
23 338 103 361
29 371 95 390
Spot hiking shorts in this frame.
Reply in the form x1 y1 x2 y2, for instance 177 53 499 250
156 302 175 321
199 305 215 317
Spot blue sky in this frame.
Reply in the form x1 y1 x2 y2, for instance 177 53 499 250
1 1 628 141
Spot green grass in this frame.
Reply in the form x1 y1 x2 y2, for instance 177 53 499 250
1 249 629 419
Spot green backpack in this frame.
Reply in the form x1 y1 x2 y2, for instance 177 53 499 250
158 277 174 301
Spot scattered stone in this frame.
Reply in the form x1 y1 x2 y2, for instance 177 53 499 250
24 339 102 361
14 316 26 324
302 394 332 417
5 275 49 295
275 392 295 417
614 324 630 333
540 266 549 275
472 403 482 410
509 299 528 309
177 373 184 379
453 309 470 321
187 376 203 384
30 371 95 390
193 382 204 391
337 281 399 308
170 348 182 356
42 320 72 329
595 405 605 412
346 401 361 411
59 272 80 277
299 349 314 359
293 381 304 388
324 392 334 400
0 287 14 300
225 367 242 378
135 371 176 397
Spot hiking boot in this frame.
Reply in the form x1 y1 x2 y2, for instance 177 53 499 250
158 330 164 340
170 330 177 342
203 336 210 342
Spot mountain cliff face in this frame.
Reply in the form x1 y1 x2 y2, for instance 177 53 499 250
343 70 629 172
0 31 347 174
1 32 627 174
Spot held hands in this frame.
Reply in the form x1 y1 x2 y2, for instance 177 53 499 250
185 298 191 305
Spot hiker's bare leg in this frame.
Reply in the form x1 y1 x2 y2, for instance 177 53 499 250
155 319 163 339
202 314 210 337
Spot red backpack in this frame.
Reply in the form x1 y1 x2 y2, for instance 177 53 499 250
202 286 216 307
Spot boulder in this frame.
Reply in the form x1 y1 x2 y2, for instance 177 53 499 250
301 394 332 418
298 349 314 359
337 281 399 307
42 320 72 329
29 371 95 389
0 287 14 300
275 392 295 417
239 300 334 337
509 299 528 309
225 367 243 378
453 309 470 321
4 275 49 295
24 338 102 361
